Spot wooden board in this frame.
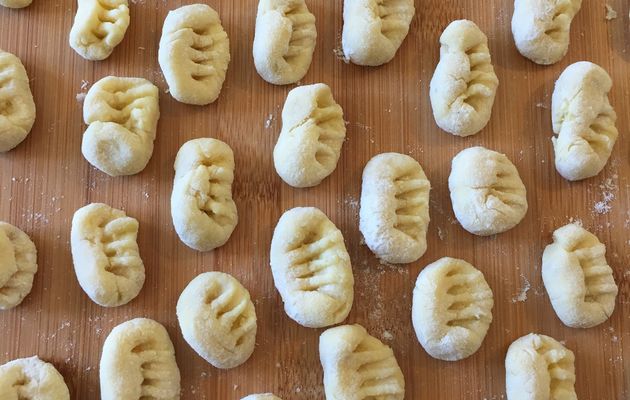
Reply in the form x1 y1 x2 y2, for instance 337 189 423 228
1 0 629 398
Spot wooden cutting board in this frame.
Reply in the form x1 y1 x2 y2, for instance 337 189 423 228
1 0 628 398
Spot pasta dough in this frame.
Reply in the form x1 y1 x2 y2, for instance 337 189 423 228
429 19 499 137
359 153 431 264
171 138 238 251
449 146 528 236
505 333 576 400
542 223 618 328
0 356 70 399
319 324 405 400
341 0 415 66
100 318 181 400
0 221 37 310
412 257 493 361
0 0 33 8
512 0 582 65
159 4 230 105
71 203 145 307
253 0 316 85
69 0 130 61
0 50 36 152
270 207 354 328
177 271 257 369
242 395 282 400
81 76 160 176
273 83 345 188
552 61 618 181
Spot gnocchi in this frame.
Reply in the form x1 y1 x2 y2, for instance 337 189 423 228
0 50 36 152
0 222 37 310
70 203 145 307
270 207 354 328
69 0 130 61
177 272 257 369
81 76 160 176
319 324 405 400
273 83 345 188
100 318 181 400
412 257 494 361
253 0 316 85
0 0 33 8
342 0 415 66
159 4 230 105
429 20 499 137
171 138 238 251
552 61 618 181
512 0 582 65
542 223 618 328
505 333 576 400
242 395 282 400
359 153 431 264
449 146 528 236
0 356 70 399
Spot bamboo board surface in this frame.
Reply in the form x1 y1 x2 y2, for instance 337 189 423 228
1 0 629 398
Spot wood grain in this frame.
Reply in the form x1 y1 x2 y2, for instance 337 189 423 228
1 0 629 398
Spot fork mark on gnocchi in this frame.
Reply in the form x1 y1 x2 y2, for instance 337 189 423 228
271 207 354 328
0 357 70 399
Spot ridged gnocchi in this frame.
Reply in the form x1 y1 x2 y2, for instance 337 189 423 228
270 207 354 328
0 222 37 310
449 146 528 236
0 0 33 8
0 356 70 399
359 153 431 264
429 20 499 137
171 138 238 252
253 0 316 85
552 61 618 181
512 0 582 65
273 83 345 188
505 333 576 400
542 223 618 328
342 0 415 66
69 0 130 61
177 272 257 369
319 324 405 400
0 50 36 152
100 318 181 400
159 4 230 105
412 257 494 361
81 76 160 176
70 203 145 307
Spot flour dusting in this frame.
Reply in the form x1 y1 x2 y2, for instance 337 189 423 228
512 274 531 303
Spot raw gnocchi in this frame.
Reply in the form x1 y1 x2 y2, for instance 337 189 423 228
542 223 618 328
0 222 37 310
449 146 528 236
0 50 36 152
69 0 130 61
429 20 499 137
70 203 145 307
0 356 70 399
100 318 181 400
158 4 230 105
341 0 415 66
512 0 582 65
552 61 618 181
171 138 238 251
319 324 405 400
505 333 576 400
177 272 257 369
0 0 32 8
273 83 345 188
270 207 354 328
359 153 431 264
253 0 316 85
412 257 493 361
242 395 282 400
81 76 160 176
